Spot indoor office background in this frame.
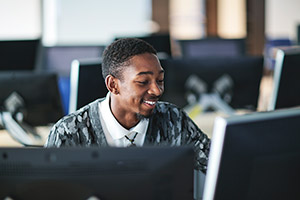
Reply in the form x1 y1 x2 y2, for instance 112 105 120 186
1 1 300 199
0 0 300 143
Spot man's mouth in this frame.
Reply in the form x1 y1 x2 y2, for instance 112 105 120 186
143 100 157 107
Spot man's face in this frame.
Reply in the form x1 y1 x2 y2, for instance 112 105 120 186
114 53 164 118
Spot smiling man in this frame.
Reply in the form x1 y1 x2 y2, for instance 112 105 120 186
45 38 210 173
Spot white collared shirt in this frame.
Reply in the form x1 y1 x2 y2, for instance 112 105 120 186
98 92 149 147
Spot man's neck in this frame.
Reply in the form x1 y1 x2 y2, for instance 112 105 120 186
109 97 139 130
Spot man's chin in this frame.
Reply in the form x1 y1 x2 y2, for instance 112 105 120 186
136 112 152 120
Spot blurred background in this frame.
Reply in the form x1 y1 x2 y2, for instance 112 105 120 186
1 0 300 52
1 0 300 145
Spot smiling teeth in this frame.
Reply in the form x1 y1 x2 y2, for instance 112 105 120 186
144 100 156 105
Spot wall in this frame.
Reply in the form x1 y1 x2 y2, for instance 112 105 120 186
42 0 152 46
217 0 247 38
1 0 300 44
0 0 41 39
265 0 300 41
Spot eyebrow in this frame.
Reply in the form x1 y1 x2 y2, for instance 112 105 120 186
137 70 164 76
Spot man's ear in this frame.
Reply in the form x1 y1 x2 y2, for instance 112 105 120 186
105 75 119 95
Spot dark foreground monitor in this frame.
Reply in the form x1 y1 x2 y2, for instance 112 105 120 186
268 46 300 110
0 146 194 200
203 107 300 200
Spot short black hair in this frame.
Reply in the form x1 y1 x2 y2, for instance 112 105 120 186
101 38 157 80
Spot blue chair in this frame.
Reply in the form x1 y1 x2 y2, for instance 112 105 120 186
58 76 70 115
264 38 293 70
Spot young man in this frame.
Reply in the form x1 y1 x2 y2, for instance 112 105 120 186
45 38 210 173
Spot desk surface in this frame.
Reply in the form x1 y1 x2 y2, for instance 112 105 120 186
0 126 52 147
0 110 250 147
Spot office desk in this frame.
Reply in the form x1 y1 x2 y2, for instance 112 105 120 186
0 110 250 147
191 109 252 139
0 115 219 147
0 126 51 147
192 111 228 139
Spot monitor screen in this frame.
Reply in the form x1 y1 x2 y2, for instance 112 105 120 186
69 58 107 113
0 39 40 71
268 46 300 110
178 38 246 58
38 46 105 77
0 71 64 126
160 56 264 110
203 107 300 200
0 146 194 200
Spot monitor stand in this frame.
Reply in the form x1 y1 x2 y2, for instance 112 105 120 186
0 111 40 146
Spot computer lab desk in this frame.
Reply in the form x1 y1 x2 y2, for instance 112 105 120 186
0 110 249 147
0 126 52 147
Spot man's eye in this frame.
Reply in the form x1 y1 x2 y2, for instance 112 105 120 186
157 79 164 83
137 81 148 85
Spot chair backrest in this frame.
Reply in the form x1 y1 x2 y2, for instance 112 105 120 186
264 38 293 70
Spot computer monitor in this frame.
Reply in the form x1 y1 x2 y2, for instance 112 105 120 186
203 107 300 200
0 39 40 71
0 146 194 200
0 71 64 126
137 34 172 58
69 58 107 113
38 46 105 77
115 33 172 58
268 46 300 110
177 38 246 58
160 56 264 110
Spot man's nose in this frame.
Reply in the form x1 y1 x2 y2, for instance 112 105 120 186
148 82 163 96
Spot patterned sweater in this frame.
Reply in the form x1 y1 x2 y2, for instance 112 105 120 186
45 98 210 173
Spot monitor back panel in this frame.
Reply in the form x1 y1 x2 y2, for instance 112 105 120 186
204 108 300 200
160 56 264 110
69 58 107 113
269 47 300 110
0 146 194 200
0 71 64 126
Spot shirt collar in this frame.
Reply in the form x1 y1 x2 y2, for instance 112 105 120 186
100 92 149 140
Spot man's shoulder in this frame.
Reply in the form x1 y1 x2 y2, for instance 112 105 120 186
156 101 181 110
155 101 184 115
54 98 103 126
